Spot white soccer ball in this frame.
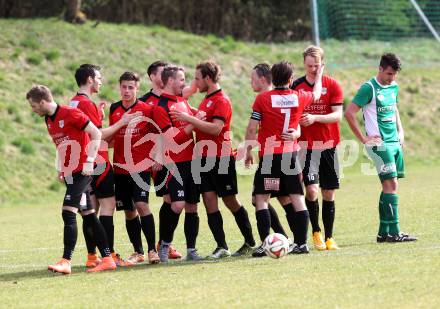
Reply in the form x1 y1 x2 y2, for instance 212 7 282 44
263 233 290 259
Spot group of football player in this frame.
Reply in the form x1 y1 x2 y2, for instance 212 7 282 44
25 45 416 275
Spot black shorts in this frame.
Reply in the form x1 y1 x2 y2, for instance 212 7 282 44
253 152 303 196
300 147 340 190
90 162 115 199
197 156 238 197
114 171 151 211
63 172 93 211
152 167 170 197
167 161 200 204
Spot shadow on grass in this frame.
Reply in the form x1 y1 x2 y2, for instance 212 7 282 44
0 257 230 282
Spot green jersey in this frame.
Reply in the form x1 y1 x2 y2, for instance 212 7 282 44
352 77 399 143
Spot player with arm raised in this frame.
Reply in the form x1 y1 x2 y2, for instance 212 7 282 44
291 46 343 251
153 66 204 262
109 72 160 264
70 64 138 267
170 61 257 258
139 60 183 260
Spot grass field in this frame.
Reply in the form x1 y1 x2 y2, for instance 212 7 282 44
1 164 439 308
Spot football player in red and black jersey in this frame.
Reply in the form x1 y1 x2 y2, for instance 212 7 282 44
109 72 160 264
153 66 204 262
245 60 324 255
170 61 256 258
291 46 343 251
139 60 168 106
71 64 139 267
249 63 301 250
139 60 183 260
26 85 116 274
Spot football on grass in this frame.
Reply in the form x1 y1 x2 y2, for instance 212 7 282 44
263 233 289 259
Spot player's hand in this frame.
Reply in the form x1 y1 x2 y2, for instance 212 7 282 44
99 101 107 119
121 110 143 126
182 80 199 99
152 162 163 172
399 132 405 147
170 110 190 122
57 172 64 183
317 63 325 77
300 113 316 126
363 135 383 146
245 151 253 168
82 162 94 176
195 110 206 121
281 128 300 141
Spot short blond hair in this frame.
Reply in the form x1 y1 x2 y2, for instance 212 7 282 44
303 45 324 62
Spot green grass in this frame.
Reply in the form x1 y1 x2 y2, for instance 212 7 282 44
0 166 439 307
1 18 440 204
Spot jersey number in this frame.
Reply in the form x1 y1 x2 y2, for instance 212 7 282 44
280 108 291 133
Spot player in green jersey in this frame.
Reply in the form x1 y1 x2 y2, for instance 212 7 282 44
345 53 417 243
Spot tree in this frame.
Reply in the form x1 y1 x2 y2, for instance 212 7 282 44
65 0 86 24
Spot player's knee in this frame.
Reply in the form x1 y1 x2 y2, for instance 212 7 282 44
202 193 217 208
163 195 171 204
172 202 185 214
124 209 138 220
277 196 290 206
222 195 241 213
135 202 151 216
321 189 335 201
80 209 95 216
184 203 197 213
99 198 116 215
382 178 398 193
305 185 319 201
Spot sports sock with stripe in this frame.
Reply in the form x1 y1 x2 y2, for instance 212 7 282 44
99 215 114 253
82 213 111 258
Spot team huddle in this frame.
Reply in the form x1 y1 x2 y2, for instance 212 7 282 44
26 45 417 275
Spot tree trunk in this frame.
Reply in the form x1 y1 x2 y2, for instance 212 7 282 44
65 0 85 23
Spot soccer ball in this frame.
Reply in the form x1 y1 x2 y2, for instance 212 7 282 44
263 233 290 259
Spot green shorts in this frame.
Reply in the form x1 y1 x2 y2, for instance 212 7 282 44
366 142 405 182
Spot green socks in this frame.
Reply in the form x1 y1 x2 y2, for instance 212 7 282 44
378 192 400 236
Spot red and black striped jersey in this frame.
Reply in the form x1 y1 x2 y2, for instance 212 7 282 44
109 100 154 174
291 75 343 149
251 88 313 157
195 89 233 157
45 105 90 175
139 89 161 106
152 93 195 163
70 93 109 163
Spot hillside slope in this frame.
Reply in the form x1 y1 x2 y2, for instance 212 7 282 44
1 18 439 204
